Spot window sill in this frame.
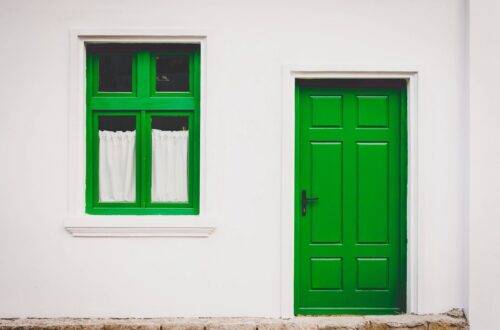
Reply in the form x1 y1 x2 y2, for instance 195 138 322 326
64 215 216 237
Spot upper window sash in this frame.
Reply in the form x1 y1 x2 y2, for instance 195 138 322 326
86 43 200 100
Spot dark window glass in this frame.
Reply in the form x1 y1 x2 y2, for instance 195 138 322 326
152 116 188 131
156 56 189 92
99 116 135 131
99 54 133 92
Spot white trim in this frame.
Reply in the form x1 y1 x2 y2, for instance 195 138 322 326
66 29 216 237
66 226 215 238
279 65 419 317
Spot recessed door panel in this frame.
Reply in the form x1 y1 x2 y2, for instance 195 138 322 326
357 142 389 244
310 142 343 244
311 96 343 127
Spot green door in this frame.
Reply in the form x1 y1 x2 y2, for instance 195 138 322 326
295 80 407 315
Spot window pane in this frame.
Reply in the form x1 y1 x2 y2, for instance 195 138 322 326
99 54 132 92
156 56 189 92
151 116 189 202
98 116 136 202
152 116 188 131
99 116 135 131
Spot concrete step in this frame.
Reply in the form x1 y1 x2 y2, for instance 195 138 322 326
0 310 468 330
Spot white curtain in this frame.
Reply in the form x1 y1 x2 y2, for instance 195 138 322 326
98 130 136 202
152 129 189 202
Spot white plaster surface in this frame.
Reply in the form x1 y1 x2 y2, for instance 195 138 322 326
0 0 467 319
468 0 500 329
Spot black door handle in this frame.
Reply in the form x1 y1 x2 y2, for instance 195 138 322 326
301 190 319 216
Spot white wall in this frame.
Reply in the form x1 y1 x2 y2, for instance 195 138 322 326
0 0 467 317
468 0 500 329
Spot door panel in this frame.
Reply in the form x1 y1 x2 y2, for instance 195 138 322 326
295 81 406 315
310 142 342 244
357 142 389 243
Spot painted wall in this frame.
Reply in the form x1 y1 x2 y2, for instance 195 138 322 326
468 0 500 329
0 0 467 317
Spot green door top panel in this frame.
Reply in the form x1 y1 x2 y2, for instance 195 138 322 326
295 81 407 315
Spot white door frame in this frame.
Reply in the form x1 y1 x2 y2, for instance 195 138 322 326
279 65 420 317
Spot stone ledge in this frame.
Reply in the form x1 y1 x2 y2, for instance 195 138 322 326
0 309 468 330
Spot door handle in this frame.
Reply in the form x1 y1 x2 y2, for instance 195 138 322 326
301 190 319 216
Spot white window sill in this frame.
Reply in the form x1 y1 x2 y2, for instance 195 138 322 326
64 216 216 237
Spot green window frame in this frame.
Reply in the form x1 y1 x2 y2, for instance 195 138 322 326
85 43 200 215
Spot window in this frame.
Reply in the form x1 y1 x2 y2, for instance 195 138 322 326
85 44 200 215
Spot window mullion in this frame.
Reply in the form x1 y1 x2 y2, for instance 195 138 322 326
137 51 150 207
140 110 148 207
136 51 150 99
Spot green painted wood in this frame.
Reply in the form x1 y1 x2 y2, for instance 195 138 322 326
85 44 200 215
295 82 407 315
310 142 342 244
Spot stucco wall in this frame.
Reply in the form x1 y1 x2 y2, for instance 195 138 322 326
468 0 500 329
0 0 467 317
